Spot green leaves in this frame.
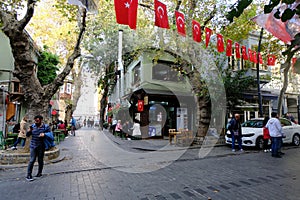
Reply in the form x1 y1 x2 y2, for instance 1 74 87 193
37 49 60 86
226 0 253 22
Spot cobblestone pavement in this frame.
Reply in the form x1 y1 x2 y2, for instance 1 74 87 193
0 127 300 200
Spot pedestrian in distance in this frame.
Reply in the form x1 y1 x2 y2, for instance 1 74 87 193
262 116 271 152
11 115 28 150
266 112 284 158
26 115 51 181
131 119 142 140
284 112 296 123
228 113 243 152
70 115 76 136
115 120 123 138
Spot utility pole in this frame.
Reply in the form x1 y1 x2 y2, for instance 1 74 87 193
118 30 124 103
256 28 264 117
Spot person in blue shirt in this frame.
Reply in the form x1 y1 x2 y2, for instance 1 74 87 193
70 116 76 136
26 115 51 181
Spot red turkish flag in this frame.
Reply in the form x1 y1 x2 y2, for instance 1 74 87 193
248 49 253 62
258 53 263 64
175 11 186 36
114 0 138 30
205 27 212 48
154 0 169 29
216 34 224 52
252 51 258 64
267 55 276 66
241 46 248 60
192 20 201 42
137 100 144 112
226 39 232 56
235 43 241 59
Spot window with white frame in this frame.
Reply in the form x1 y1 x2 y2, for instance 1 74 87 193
66 83 72 94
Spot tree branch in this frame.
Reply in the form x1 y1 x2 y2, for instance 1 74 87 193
19 0 36 31
44 7 87 98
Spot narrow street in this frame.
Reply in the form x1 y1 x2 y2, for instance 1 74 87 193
1 127 300 200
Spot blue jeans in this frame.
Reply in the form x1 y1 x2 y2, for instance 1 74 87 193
27 145 45 176
231 134 243 150
13 137 26 147
271 137 281 156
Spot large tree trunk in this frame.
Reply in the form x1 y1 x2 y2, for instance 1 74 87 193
0 1 87 151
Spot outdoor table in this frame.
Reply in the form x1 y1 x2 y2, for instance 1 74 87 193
53 129 65 144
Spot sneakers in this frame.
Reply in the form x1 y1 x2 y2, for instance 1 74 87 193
26 175 34 181
240 149 244 152
11 146 17 150
35 173 42 177
232 149 236 152
264 149 269 153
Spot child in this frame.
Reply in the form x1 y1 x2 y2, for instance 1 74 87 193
263 116 270 152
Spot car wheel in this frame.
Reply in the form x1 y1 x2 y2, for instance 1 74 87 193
292 134 300 146
256 136 264 149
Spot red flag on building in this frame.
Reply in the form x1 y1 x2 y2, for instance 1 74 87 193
253 51 258 64
137 100 144 112
205 27 212 48
248 49 253 62
226 39 232 56
175 11 186 36
235 43 240 59
251 1 300 43
267 55 276 66
154 0 169 29
241 46 248 60
216 34 224 52
192 20 201 42
114 0 138 30
258 53 263 64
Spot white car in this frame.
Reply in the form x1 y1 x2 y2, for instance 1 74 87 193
225 118 300 149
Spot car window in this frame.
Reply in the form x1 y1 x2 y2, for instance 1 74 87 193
280 118 292 126
242 120 263 128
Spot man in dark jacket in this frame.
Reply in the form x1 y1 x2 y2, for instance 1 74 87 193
26 115 51 181
228 114 243 152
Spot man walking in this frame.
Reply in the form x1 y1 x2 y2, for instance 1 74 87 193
26 115 51 181
228 113 243 152
266 112 284 158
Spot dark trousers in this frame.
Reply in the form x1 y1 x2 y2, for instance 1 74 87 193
231 134 243 150
13 137 26 147
271 137 281 156
27 145 45 176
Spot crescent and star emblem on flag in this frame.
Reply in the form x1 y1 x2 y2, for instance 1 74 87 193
124 0 132 8
157 6 164 19
193 24 200 35
177 16 184 27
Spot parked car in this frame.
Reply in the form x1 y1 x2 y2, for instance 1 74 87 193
225 118 300 149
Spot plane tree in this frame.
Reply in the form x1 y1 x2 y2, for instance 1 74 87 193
0 0 87 122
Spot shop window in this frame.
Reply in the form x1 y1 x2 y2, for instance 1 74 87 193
152 63 184 82
132 63 141 85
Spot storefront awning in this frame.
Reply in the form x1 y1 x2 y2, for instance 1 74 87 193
243 92 278 100
133 83 194 97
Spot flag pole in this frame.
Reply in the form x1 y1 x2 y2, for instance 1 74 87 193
256 27 264 117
